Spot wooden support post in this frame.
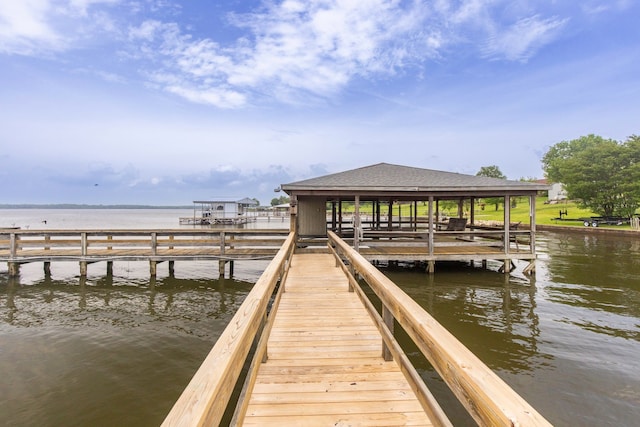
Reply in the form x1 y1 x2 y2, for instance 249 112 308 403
106 261 113 276
382 305 394 361
151 232 157 256
8 262 20 277
150 260 157 277
338 199 343 235
80 261 87 277
427 260 435 274
502 260 511 274
331 201 337 231
530 194 537 255
44 262 51 276
260 312 268 363
354 195 360 252
81 232 87 256
229 260 234 277
428 196 434 257
482 259 488 269
10 233 17 258
168 261 175 276
219 260 226 278
504 195 511 255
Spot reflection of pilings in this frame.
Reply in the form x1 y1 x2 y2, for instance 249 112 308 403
5 276 18 323
79 276 87 310
148 277 157 315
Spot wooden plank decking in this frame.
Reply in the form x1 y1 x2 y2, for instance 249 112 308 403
241 253 433 426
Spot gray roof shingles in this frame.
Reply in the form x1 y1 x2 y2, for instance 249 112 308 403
282 163 546 192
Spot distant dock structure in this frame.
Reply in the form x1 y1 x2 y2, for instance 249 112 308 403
180 198 258 225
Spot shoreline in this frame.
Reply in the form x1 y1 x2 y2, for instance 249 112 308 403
537 224 640 235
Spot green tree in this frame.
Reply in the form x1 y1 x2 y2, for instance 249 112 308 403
477 165 506 179
542 134 640 217
477 165 506 210
270 196 290 206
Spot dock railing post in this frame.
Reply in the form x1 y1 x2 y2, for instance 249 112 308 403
80 232 88 277
9 232 20 276
219 231 226 278
382 305 394 361
151 232 157 256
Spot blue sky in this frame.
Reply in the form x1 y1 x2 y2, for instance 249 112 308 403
1 0 638 206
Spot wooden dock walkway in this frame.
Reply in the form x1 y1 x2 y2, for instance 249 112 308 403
241 253 432 425
162 232 552 426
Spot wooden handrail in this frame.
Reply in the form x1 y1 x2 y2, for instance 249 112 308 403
161 232 295 427
0 229 288 258
328 230 552 427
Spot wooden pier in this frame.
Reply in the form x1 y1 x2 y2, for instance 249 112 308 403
0 229 288 277
1 225 535 277
162 232 552 426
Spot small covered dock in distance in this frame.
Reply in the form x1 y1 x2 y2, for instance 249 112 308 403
281 163 548 274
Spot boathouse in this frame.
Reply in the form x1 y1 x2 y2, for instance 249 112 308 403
281 163 548 273
180 197 258 225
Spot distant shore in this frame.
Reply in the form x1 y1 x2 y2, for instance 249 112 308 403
0 204 192 209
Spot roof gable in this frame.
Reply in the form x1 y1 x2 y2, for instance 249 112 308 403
282 163 546 193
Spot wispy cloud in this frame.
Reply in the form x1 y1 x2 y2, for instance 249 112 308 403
0 1 586 106
0 1 64 55
481 15 568 62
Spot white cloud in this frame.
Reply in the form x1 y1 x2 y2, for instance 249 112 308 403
0 0 64 54
481 14 568 62
164 84 246 108
1 0 577 105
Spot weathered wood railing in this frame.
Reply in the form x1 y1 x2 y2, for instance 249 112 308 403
0 229 289 277
161 232 296 426
327 230 552 427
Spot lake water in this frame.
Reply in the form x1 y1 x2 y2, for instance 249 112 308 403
1 209 639 426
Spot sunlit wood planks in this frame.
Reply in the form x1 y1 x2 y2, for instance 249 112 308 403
241 253 433 426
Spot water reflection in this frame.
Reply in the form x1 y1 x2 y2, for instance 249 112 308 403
0 272 254 427
381 265 548 375
2 228 640 426
539 231 640 338
1 273 254 338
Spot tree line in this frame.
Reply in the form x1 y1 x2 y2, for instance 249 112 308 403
542 134 640 218
476 134 640 218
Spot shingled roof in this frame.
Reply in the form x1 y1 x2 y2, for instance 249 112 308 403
282 163 547 194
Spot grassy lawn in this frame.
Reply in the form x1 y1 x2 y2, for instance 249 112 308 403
472 198 594 226
336 198 637 229
347 198 636 229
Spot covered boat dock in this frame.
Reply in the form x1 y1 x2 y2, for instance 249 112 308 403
281 163 548 274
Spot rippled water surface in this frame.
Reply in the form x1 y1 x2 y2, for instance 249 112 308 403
1 210 639 426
